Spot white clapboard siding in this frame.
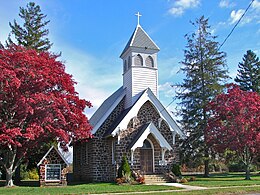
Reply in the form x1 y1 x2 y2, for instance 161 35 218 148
123 66 158 108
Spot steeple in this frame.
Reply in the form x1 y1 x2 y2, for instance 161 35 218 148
120 13 160 109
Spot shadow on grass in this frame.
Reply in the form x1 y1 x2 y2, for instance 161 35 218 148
67 181 117 186
187 172 259 179
0 180 39 187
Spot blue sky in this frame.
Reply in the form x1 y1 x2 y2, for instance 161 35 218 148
1 0 260 119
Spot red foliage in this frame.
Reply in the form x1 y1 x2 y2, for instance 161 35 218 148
206 84 260 156
0 45 92 159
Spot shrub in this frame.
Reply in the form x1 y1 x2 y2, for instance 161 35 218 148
172 164 181 177
132 170 145 184
20 164 29 180
189 176 196 181
136 176 145 184
28 168 39 180
115 177 123 185
180 178 188 183
117 155 131 178
228 162 245 172
165 171 179 183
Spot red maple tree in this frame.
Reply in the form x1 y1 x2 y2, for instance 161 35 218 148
0 45 92 186
206 84 260 180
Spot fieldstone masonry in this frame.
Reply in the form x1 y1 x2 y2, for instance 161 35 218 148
38 148 68 186
74 99 181 182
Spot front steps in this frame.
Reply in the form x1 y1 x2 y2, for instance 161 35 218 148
144 174 168 184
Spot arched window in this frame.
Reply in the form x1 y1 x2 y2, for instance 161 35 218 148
124 60 127 72
142 139 152 149
134 54 143 66
128 56 131 69
145 56 154 67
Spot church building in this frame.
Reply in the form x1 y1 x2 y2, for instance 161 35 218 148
73 14 185 182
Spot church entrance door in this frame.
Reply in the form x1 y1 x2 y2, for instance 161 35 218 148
140 139 153 174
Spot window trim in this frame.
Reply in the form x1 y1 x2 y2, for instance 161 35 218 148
45 164 61 182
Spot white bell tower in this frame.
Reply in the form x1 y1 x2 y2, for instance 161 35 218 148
120 13 160 109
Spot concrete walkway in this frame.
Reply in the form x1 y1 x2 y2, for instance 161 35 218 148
89 184 260 195
155 182 208 190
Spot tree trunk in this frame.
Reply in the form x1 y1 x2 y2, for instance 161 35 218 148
244 147 251 180
245 163 251 180
14 165 21 185
5 167 14 187
204 148 210 177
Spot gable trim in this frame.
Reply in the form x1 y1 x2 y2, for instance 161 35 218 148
111 88 185 138
37 146 69 167
91 89 126 135
130 122 172 151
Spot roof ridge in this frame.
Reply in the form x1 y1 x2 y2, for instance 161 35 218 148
120 25 159 58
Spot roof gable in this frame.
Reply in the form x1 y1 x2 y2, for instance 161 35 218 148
127 122 172 151
90 87 126 134
37 146 69 166
120 25 160 57
110 88 185 138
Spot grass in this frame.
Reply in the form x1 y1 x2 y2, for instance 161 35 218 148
0 182 180 195
183 172 260 187
0 173 259 194
136 186 260 195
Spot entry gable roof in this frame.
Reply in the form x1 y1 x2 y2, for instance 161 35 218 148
37 146 69 167
127 122 172 151
110 88 185 138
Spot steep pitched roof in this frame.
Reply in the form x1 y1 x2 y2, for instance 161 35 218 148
37 146 69 166
120 25 160 57
108 88 185 138
103 90 146 137
127 122 173 151
89 87 126 134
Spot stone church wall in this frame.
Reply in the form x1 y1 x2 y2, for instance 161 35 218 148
74 100 180 182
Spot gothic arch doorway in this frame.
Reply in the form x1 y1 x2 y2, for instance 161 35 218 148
140 139 154 174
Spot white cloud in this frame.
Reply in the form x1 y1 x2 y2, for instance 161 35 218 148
252 0 260 10
228 0 260 25
219 0 236 8
169 7 184 16
168 0 200 16
159 82 177 98
230 9 244 24
52 43 122 118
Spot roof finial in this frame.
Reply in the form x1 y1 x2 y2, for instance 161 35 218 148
135 12 142 26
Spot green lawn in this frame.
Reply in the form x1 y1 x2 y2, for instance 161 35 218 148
0 173 260 195
137 186 260 195
184 172 260 187
0 182 180 195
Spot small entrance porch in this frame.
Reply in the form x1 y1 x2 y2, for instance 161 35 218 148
127 122 173 175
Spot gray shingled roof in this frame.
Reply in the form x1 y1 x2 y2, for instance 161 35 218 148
89 87 125 128
126 123 150 150
120 25 160 57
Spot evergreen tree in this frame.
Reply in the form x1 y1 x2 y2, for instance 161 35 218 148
235 50 260 94
7 2 52 51
177 16 229 177
5 3 53 183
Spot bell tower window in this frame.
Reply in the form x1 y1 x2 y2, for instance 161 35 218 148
128 56 132 69
134 54 143 66
124 60 127 72
145 56 154 67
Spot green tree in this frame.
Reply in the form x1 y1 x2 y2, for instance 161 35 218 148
177 16 229 177
5 2 53 184
7 2 52 51
235 50 260 94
